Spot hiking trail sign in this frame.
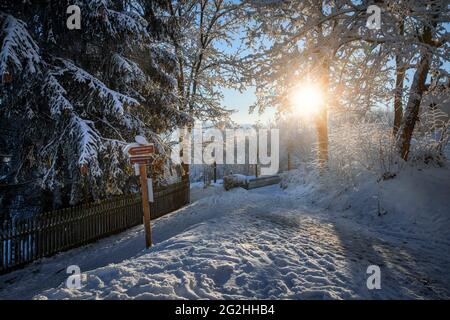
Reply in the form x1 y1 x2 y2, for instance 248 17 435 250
125 138 155 248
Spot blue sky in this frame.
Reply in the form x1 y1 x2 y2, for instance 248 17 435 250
216 24 276 125
221 87 275 125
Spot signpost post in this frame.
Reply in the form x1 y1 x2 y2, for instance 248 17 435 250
127 141 155 248
139 163 152 248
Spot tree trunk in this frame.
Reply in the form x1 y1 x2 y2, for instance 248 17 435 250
396 52 432 160
393 56 405 136
396 22 435 161
393 21 405 136
315 59 330 169
315 106 329 168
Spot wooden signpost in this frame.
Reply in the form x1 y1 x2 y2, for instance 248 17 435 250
128 145 155 156
126 141 155 248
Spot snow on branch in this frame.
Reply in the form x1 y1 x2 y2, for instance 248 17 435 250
83 1 150 45
55 58 140 128
110 53 147 85
107 10 149 43
149 44 178 88
0 13 41 76
42 71 74 117
69 114 102 174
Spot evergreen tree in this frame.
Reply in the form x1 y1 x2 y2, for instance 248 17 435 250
0 0 189 212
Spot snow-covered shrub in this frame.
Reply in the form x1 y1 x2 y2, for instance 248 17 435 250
274 115 317 171
331 119 396 182
278 101 450 194
309 107 449 188
298 111 403 189
409 105 449 166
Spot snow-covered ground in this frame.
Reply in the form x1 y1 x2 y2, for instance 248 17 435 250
0 165 449 300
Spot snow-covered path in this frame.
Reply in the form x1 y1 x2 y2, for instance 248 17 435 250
1 182 449 300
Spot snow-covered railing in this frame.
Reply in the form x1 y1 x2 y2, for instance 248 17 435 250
0 180 190 274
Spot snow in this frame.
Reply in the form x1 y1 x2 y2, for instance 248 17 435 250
111 54 147 85
70 115 102 169
281 165 450 243
55 59 140 119
1 165 450 300
0 13 41 75
43 72 73 116
106 10 150 45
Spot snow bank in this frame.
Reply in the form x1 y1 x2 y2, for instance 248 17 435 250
281 164 450 244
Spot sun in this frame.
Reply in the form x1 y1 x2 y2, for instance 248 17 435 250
289 84 323 117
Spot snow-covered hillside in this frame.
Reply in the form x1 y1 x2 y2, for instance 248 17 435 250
0 164 449 300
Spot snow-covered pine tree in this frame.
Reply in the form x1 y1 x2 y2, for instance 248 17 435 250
0 0 189 213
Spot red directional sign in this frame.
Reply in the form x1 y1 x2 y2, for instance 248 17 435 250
128 145 155 156
127 144 155 165
130 156 153 165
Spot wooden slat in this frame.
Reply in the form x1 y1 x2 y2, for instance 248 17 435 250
0 180 190 274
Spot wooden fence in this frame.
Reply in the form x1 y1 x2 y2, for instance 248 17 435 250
0 180 190 274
